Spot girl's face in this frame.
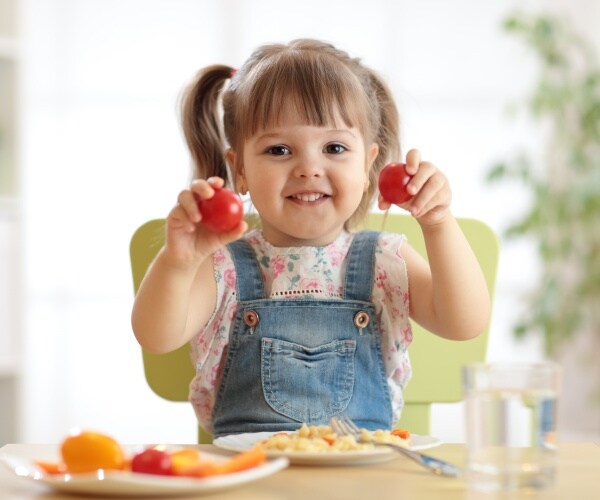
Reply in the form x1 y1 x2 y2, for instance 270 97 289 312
232 111 378 247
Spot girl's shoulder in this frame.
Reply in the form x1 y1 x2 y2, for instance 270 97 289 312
374 230 407 256
349 229 407 258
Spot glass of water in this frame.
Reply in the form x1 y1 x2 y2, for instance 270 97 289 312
463 362 561 492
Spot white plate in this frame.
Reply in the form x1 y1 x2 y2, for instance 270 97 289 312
0 450 289 497
213 432 441 466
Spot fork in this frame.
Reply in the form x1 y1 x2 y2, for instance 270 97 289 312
329 416 462 477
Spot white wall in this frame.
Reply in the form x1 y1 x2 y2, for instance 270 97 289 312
16 0 599 444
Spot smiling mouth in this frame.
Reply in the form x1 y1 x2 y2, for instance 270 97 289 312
290 193 329 202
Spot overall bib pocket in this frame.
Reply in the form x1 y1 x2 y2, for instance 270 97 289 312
261 337 356 422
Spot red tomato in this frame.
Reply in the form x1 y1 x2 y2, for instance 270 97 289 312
131 449 173 476
378 163 413 204
196 186 244 233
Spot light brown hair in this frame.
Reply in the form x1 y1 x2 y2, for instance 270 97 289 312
180 39 400 229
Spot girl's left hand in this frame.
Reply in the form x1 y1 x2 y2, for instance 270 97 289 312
378 149 451 227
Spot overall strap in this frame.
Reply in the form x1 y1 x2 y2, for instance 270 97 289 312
343 230 380 302
227 239 266 301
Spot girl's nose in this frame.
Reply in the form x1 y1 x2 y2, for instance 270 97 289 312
293 155 324 178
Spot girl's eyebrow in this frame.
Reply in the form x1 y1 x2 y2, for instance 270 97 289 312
329 128 358 140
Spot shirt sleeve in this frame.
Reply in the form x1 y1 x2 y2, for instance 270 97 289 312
373 232 413 387
188 246 238 431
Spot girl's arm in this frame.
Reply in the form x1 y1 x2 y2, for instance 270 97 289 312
401 218 491 340
131 249 216 354
131 177 247 353
379 149 491 341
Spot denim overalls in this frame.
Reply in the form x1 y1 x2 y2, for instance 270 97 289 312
211 231 393 437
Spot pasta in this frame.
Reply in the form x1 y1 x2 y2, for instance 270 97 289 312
260 424 410 453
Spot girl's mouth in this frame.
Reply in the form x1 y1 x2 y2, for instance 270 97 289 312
289 192 329 202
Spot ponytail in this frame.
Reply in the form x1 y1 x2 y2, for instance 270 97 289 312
180 65 235 185
347 68 401 229
368 70 401 174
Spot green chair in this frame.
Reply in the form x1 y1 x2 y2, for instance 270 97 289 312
365 213 499 434
130 213 499 442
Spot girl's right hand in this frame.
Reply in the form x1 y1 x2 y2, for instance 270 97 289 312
164 177 247 270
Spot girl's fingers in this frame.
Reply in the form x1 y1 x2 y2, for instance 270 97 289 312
404 149 422 175
378 195 392 211
171 176 231 235
190 176 225 196
411 189 451 218
406 161 435 190
387 150 452 220
190 179 214 200
407 169 450 216
177 190 202 223
206 176 225 188
167 204 197 233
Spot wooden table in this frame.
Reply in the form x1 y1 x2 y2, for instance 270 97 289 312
1 442 599 499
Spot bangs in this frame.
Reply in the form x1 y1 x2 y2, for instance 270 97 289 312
237 54 370 139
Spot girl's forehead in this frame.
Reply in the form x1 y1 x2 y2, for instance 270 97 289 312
252 100 359 134
265 103 347 128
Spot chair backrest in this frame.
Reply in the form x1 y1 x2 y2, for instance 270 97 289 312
130 213 499 439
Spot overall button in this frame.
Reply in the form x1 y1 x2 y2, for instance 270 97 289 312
243 309 260 327
353 310 370 328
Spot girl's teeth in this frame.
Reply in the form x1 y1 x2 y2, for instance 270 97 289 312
294 193 323 202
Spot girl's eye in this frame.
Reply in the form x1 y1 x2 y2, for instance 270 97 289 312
267 145 290 156
324 143 347 154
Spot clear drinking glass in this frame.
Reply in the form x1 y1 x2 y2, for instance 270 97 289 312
463 362 561 492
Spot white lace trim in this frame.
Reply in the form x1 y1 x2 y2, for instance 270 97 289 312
231 289 344 299
269 289 343 299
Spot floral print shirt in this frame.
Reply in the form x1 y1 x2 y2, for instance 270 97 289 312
189 229 413 432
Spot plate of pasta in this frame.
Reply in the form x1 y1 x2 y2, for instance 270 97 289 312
213 424 441 465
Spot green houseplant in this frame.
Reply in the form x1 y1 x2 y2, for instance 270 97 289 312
487 13 600 357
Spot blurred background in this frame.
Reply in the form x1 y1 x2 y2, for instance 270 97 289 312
1 0 599 445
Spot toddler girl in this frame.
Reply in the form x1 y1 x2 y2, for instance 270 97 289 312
132 39 491 437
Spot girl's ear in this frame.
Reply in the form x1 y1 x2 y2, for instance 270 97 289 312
366 143 379 172
365 143 379 191
227 149 247 195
